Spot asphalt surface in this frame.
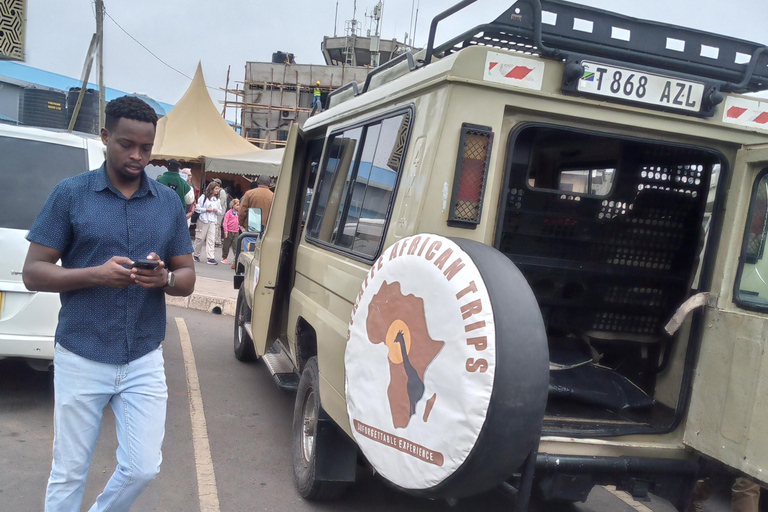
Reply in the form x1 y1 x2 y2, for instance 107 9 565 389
0 304 737 511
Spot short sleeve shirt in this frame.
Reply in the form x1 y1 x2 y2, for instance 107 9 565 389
156 171 191 209
26 165 194 364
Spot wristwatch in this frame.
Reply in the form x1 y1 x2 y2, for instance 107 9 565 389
166 270 176 288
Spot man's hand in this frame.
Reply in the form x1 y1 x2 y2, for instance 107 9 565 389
129 253 167 289
96 256 136 289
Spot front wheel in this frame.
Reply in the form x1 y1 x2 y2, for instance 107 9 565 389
233 287 257 361
292 357 348 500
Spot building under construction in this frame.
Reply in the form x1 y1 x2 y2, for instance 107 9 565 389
235 57 370 149
225 2 416 149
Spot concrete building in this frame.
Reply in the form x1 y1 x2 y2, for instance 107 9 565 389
237 8 417 149
240 60 370 149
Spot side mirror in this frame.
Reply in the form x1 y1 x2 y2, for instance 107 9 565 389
248 207 263 233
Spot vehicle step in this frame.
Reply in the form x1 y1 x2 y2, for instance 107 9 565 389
263 347 299 391
271 372 299 391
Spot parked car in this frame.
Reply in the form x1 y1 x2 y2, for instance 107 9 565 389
0 123 104 370
234 0 768 509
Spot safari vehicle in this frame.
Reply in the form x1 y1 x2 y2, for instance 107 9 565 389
233 0 768 508
0 124 104 370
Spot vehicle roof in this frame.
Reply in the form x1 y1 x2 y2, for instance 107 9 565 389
0 123 102 148
305 44 768 148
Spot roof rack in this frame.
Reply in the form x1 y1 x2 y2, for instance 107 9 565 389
425 0 768 94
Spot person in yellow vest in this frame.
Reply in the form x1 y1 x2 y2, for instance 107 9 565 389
312 81 322 110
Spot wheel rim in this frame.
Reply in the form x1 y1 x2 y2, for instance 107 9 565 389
301 388 318 464
236 299 246 348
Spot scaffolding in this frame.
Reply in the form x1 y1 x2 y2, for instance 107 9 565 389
221 62 371 149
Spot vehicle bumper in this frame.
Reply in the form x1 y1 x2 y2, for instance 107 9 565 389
0 334 55 360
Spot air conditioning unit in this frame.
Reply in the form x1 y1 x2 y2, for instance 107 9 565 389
281 110 296 120
0 0 25 61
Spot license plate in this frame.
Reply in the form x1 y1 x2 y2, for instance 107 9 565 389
577 61 706 113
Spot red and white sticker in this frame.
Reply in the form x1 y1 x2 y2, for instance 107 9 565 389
484 51 544 91
723 96 768 132
345 234 496 490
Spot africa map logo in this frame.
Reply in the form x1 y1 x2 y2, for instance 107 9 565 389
366 281 444 429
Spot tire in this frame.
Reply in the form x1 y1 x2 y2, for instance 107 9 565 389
292 357 348 500
345 234 549 499
233 287 257 361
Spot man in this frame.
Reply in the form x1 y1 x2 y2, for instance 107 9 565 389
213 178 227 246
312 81 322 110
23 95 195 512
239 174 273 233
156 158 194 210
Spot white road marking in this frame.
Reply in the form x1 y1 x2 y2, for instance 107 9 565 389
176 317 221 512
604 485 656 512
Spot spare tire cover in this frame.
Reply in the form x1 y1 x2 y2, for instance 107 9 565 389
345 234 549 499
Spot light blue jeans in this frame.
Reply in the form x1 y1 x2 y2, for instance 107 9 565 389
45 344 168 512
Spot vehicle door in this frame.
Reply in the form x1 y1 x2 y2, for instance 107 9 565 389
684 143 768 483
0 133 89 361
249 123 306 356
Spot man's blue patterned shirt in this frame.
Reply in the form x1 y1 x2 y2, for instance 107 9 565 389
27 165 193 364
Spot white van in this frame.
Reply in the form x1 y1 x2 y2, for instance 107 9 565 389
0 124 104 370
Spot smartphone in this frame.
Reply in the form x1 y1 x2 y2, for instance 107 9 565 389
133 259 160 270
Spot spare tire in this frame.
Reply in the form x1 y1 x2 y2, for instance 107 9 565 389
345 234 549 499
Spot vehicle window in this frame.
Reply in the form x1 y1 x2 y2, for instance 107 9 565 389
308 127 362 241
0 136 88 230
556 168 615 196
736 169 768 308
307 111 410 259
500 124 722 338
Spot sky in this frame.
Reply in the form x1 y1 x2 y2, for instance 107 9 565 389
21 0 768 121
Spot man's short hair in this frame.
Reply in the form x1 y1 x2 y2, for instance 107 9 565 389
257 174 271 187
105 96 158 131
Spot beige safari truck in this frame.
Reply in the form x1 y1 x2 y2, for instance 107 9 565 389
232 0 768 509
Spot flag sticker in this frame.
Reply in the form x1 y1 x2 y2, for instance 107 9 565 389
484 51 544 91
727 106 748 119
582 71 595 82
723 96 768 132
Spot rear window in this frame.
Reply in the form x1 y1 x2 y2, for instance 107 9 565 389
498 124 722 338
0 135 88 230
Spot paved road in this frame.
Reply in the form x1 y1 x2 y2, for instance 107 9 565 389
0 306 732 511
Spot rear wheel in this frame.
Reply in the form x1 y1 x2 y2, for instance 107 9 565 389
292 357 348 500
233 287 257 361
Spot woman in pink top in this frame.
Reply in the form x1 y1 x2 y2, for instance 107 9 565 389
221 198 241 265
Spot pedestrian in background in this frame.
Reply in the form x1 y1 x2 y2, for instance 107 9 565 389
156 158 193 211
213 178 227 247
22 95 195 512
691 475 761 512
221 198 240 265
193 181 222 265
239 174 274 233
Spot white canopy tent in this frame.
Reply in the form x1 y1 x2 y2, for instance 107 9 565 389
205 147 285 177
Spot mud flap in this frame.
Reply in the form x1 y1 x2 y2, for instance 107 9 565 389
315 412 358 483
